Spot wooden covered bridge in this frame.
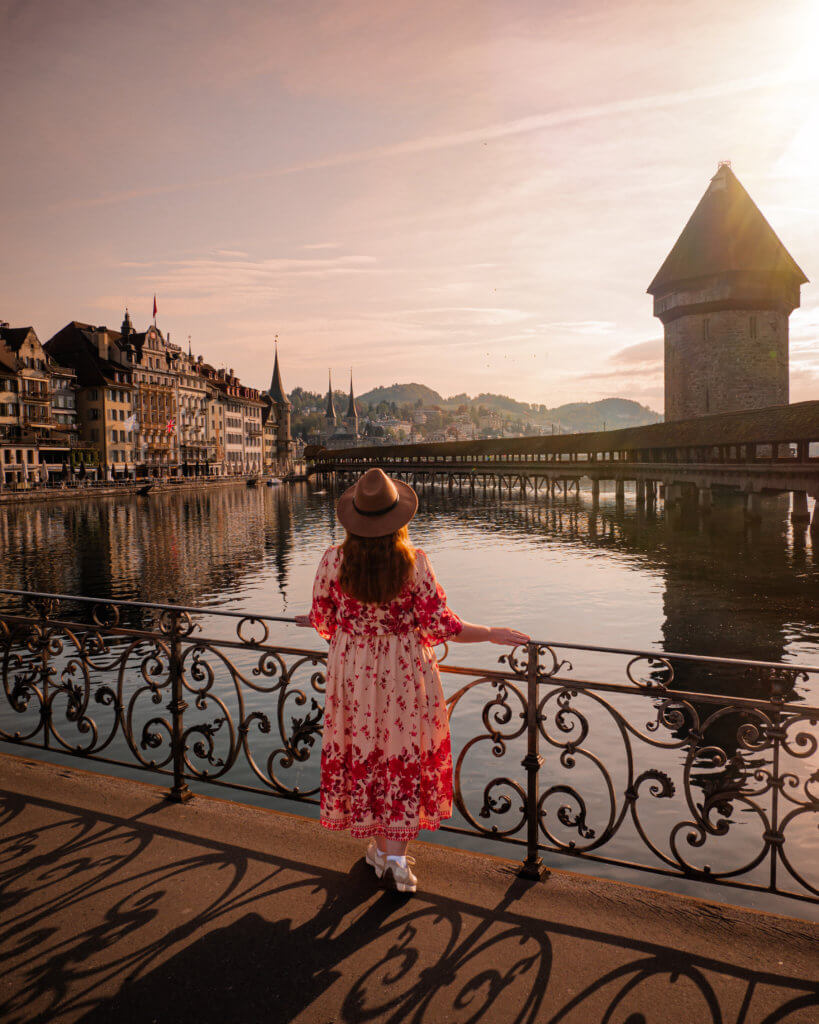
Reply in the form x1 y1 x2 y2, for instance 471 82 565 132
306 401 819 526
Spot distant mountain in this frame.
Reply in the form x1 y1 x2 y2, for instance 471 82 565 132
358 382 444 407
544 398 662 432
354 383 661 432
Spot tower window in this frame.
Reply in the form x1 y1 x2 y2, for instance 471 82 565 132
750 315 758 339
703 318 710 341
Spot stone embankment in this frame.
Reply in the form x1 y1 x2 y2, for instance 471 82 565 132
1 752 816 1024
0 476 269 506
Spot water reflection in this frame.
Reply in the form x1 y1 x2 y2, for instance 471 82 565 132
0 481 816 694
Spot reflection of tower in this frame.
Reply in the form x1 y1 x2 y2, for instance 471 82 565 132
272 486 294 604
648 163 807 422
345 371 358 438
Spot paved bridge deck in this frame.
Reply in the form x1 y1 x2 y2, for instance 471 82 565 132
1 753 816 1024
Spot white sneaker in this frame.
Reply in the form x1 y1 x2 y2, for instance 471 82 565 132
365 839 386 878
383 855 418 894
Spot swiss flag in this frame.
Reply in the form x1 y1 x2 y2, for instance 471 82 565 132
153 294 158 319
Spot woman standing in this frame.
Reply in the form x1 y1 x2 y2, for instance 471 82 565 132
297 468 529 893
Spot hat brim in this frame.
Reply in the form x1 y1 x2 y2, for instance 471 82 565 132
336 478 418 537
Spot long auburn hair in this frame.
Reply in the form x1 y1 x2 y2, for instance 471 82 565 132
339 526 416 604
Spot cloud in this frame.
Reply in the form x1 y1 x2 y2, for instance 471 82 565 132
609 338 664 364
117 252 382 301
50 65 813 212
543 320 617 335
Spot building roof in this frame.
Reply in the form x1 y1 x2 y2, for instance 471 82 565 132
269 346 289 405
0 326 35 354
346 373 357 419
648 164 808 295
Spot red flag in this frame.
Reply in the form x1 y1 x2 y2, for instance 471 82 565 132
153 294 158 319
166 417 175 434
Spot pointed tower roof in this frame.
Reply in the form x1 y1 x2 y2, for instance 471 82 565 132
325 371 336 420
648 163 808 295
346 371 357 419
269 340 289 405
120 308 134 338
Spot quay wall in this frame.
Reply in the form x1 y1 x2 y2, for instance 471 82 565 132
0 476 264 507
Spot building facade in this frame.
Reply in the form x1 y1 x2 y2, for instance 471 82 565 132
649 163 807 421
45 321 134 478
1 323 85 486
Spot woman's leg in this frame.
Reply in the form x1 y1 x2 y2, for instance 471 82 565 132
378 836 409 857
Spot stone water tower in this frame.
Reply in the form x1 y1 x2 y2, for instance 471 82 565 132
648 163 807 421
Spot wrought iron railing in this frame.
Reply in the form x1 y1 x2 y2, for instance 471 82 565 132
1 588 817 905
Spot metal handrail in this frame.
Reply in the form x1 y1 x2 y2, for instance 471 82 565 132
1 587 817 674
1 589 818 905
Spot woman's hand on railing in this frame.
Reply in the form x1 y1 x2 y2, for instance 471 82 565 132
294 614 312 628
489 627 531 646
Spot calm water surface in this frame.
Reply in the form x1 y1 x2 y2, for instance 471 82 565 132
1 482 817 917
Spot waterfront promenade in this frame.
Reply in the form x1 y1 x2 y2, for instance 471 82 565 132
1 753 816 1024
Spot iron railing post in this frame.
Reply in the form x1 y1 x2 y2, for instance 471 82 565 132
166 609 193 803
519 641 546 880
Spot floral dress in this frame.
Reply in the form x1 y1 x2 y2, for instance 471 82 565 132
309 546 463 840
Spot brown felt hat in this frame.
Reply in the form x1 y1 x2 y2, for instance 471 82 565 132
336 467 418 537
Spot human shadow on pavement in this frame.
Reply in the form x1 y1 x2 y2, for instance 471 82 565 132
1 787 817 1024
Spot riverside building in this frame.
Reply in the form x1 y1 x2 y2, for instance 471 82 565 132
0 323 83 486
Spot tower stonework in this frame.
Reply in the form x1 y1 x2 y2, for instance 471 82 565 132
648 164 807 421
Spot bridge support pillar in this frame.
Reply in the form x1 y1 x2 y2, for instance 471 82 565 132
811 495 819 533
745 490 762 522
791 490 810 523
635 479 646 506
591 478 600 509
615 479 625 506
646 480 656 503
698 486 712 513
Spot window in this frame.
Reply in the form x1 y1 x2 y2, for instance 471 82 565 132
750 315 758 339
90 408 100 420
703 318 710 341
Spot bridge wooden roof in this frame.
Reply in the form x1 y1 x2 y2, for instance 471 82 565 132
314 401 819 460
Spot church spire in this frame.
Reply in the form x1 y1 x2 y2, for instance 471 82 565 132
346 370 357 419
269 336 289 405
325 370 336 421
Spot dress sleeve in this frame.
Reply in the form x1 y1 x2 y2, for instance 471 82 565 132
309 547 338 641
412 549 463 645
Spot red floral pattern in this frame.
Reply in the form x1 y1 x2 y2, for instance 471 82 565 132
309 546 462 839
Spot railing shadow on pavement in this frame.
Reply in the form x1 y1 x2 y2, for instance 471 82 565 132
0 788 817 1024
1 587 818 910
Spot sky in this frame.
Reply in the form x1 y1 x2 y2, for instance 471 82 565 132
1 0 818 412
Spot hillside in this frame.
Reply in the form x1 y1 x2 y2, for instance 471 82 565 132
358 383 444 407
355 383 661 431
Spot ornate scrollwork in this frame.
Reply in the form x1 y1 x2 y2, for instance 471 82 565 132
499 643 572 680
1 594 817 907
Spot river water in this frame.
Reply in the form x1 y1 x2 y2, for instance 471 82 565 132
1 481 817 916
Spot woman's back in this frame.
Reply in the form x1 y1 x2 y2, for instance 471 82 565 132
310 545 462 645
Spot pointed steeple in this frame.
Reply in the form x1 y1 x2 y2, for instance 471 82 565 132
346 370 357 419
648 163 808 295
325 370 336 421
269 337 289 406
120 307 134 338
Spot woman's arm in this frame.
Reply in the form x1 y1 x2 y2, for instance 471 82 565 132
450 621 530 646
